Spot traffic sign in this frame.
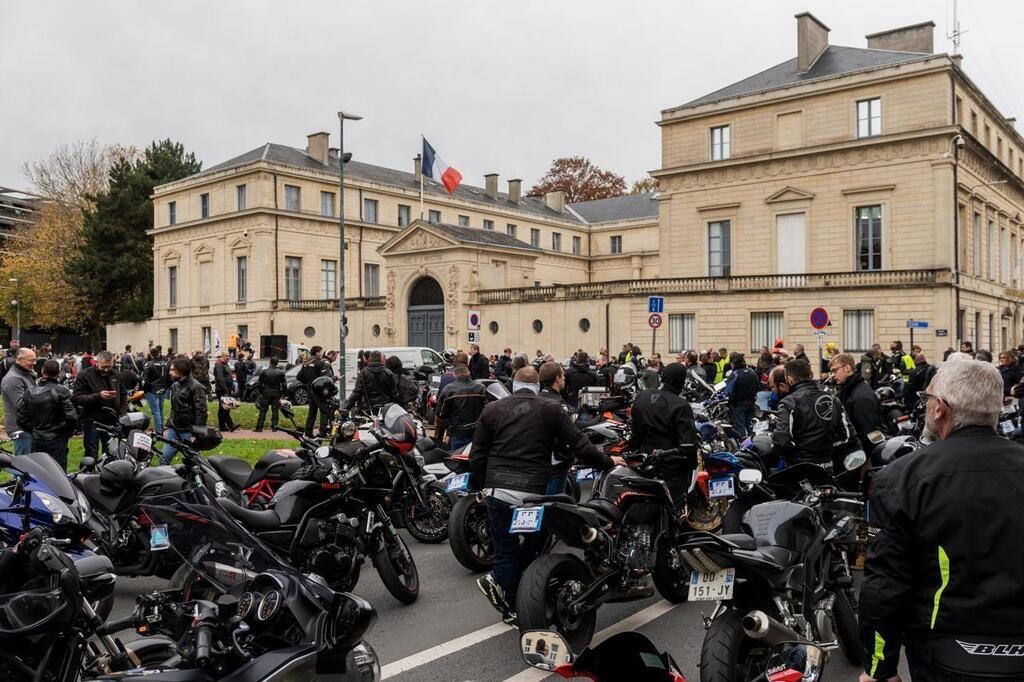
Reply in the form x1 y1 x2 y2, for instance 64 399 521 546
936 328 949 337
467 310 481 330
648 313 663 329
906 320 929 329
467 331 481 343
809 307 830 330
648 296 665 314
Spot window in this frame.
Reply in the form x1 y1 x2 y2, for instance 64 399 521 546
428 209 441 224
198 261 211 306
552 232 562 251
457 214 470 226
955 96 963 124
973 213 982 276
572 236 582 255
707 220 731 277
1013 238 1019 286
202 327 211 354
320 260 337 299
285 257 302 300
990 313 995 351
285 185 301 211
669 314 695 353
750 312 783 352
843 309 875 353
998 137 1004 161
971 110 978 136
169 328 178 352
610 235 622 254
168 266 178 308
236 256 247 302
398 204 411 227
1002 228 1010 284
200 193 209 219
236 184 247 210
985 124 992 149
237 325 248 342
989 220 997 280
506 223 517 237
364 263 380 297
483 219 494 231
530 228 540 247
710 125 730 160
857 98 882 138
168 201 176 226
363 198 378 223
974 311 981 350
320 191 335 217
532 319 543 334
855 206 882 271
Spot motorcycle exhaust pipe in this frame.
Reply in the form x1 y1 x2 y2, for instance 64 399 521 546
580 525 598 544
742 610 808 646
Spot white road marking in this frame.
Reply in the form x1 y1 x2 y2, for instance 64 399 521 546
500 599 683 682
381 621 514 679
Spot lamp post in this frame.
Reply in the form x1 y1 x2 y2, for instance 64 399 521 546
8 277 18 345
338 110 362 399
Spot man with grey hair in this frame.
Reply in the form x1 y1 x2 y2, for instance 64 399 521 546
860 358 1024 682
72 350 127 460
1 348 36 455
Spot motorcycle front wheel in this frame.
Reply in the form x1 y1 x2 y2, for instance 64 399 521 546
373 533 419 604
402 486 452 544
516 554 596 652
447 496 493 572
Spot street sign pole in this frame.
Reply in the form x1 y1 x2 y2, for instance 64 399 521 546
651 326 656 358
909 319 914 352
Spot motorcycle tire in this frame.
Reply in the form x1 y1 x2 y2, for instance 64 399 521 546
652 537 689 604
373 534 419 604
565 476 582 503
516 554 597 653
833 588 864 666
447 496 493 572
402 486 453 544
699 608 762 682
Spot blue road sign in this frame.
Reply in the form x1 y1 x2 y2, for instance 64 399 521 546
906 320 929 329
648 296 665 314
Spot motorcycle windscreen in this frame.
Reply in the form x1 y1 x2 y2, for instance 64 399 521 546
570 631 677 681
12 452 77 503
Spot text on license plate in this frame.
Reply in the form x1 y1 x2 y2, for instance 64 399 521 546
445 473 470 493
708 477 735 499
688 568 735 602
1000 420 1016 435
510 507 544 534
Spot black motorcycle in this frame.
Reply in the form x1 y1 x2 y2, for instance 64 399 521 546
677 479 863 681
514 451 692 651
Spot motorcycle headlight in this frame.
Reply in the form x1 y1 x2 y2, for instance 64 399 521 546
345 641 381 682
37 491 77 525
74 487 92 523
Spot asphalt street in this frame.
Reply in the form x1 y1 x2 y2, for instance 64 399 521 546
108 534 873 681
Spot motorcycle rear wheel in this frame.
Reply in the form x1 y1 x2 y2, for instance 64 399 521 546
402 486 452 544
699 609 765 682
447 496 493 572
652 537 689 604
516 554 596 653
373 534 419 604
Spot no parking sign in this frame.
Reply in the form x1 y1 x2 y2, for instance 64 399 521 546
467 311 481 331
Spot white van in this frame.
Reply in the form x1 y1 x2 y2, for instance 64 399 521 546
338 347 446 396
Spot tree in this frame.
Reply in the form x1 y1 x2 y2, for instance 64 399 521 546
68 140 201 334
630 177 659 194
529 156 626 203
22 139 136 209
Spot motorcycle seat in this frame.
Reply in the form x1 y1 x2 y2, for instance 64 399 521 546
248 451 302 487
421 447 450 466
756 546 799 567
416 437 436 452
218 498 282 531
77 474 121 514
522 493 575 505
718 534 757 551
74 554 115 579
580 498 623 522
207 456 253 490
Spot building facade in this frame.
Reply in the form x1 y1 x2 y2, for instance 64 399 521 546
109 12 1024 362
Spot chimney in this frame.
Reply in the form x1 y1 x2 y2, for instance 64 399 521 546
414 154 421 183
484 173 499 200
866 21 935 54
306 132 330 165
508 179 522 204
795 12 830 74
544 190 565 213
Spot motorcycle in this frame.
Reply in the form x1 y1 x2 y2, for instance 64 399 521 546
677 477 863 681
519 628 687 681
514 450 692 651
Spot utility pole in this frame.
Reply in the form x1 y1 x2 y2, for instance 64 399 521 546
337 111 362 399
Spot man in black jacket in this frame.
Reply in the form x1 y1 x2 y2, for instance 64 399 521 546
72 351 127 460
563 351 599 409
494 347 513 379
772 359 854 470
254 357 286 432
630 363 699 509
468 343 490 380
723 352 759 438
160 356 209 465
213 351 236 432
142 347 169 435
860 358 1024 682
17 359 77 470
830 353 884 456
302 346 336 437
435 363 487 451
470 367 622 625
344 349 399 421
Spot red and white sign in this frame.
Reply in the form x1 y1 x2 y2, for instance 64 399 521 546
648 313 663 329
467 310 481 330
809 306 830 331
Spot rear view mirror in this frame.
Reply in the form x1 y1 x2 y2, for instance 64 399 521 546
0 453 13 469
844 449 867 471
520 630 573 673
765 642 825 682
738 469 763 485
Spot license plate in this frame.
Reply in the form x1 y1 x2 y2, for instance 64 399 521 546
1003 404 1018 416
709 476 735 499
150 524 170 551
510 507 544 534
576 468 596 482
1000 420 1016 435
688 568 735 601
753 420 769 435
445 473 470 493
132 432 153 452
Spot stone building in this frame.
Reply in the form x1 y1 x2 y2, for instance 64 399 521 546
109 12 1024 362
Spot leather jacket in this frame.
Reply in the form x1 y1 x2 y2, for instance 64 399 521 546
71 366 127 421
16 378 77 441
257 367 287 399
213 360 234 397
837 372 883 454
435 377 488 442
772 380 854 465
168 377 208 431
345 362 399 412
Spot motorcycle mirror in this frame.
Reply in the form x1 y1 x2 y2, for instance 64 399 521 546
738 469 763 485
315 445 331 459
340 420 357 440
764 641 825 682
844 449 867 471
79 456 96 471
0 452 13 469
520 630 573 673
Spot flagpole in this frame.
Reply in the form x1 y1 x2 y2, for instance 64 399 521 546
419 135 425 219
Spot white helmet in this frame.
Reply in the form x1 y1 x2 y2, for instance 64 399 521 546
219 396 241 410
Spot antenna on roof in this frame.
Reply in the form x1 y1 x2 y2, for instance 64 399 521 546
947 0 967 54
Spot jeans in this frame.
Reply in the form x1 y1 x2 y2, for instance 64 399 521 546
730 404 754 440
11 431 32 457
449 434 473 452
34 436 69 471
545 469 569 496
144 390 165 433
485 497 546 607
161 428 192 465
81 419 109 460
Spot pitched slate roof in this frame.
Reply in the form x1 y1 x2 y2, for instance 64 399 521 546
427 222 540 252
568 192 658 223
679 45 931 109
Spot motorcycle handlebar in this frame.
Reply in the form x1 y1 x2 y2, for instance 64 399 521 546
194 623 214 667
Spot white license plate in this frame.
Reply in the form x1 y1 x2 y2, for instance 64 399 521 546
898 420 914 431
709 477 735 498
753 421 769 435
1000 420 1016 435
1003 403 1017 416
150 524 170 551
445 473 470 493
510 507 544 534
688 568 735 601
576 468 596 482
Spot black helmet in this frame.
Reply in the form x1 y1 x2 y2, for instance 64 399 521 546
875 386 896 403
190 426 224 452
99 459 135 493
871 435 920 466
750 433 775 460
311 375 338 401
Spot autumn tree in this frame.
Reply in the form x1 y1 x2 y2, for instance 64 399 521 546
22 139 136 209
630 177 658 194
529 156 626 203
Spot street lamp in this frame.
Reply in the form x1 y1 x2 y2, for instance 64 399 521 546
338 110 362 399
8 277 18 345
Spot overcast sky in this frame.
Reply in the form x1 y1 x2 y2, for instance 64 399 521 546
3 1 1023 193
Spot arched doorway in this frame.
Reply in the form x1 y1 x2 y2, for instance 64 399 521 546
408 277 444 350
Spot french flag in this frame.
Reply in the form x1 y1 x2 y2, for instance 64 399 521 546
422 137 463 195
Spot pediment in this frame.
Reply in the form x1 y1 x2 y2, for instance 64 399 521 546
765 186 815 203
228 236 252 251
379 221 461 255
192 242 214 261
161 248 182 263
